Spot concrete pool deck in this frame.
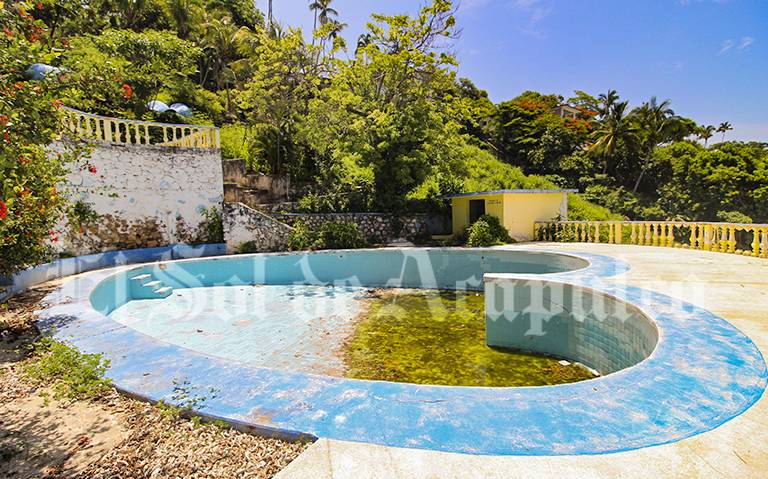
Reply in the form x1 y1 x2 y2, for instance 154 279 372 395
275 243 768 478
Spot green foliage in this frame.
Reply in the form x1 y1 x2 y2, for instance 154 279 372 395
197 206 223 243
316 221 367 249
1 2 85 277
62 29 201 117
286 221 315 250
219 122 250 160
24 336 112 402
287 220 367 250
304 1 464 211
237 28 320 176
655 141 768 222
465 218 493 247
716 210 753 224
464 214 512 247
67 199 99 232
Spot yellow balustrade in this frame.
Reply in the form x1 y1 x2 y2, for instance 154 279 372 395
60 107 220 150
536 220 768 259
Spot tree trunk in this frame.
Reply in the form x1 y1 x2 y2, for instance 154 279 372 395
268 0 273 29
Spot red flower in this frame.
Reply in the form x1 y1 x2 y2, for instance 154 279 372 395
121 83 133 100
29 32 39 43
0 115 8 125
18 155 29 165
2 28 12 38
88 165 97 174
0 200 7 220
3 131 9 142
51 99 63 109
36 1 43 10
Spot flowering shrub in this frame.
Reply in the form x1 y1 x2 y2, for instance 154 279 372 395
0 2 83 277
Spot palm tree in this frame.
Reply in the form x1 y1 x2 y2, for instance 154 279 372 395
597 89 619 119
356 33 373 55
698 125 716 146
588 101 638 174
631 97 676 193
717 121 733 142
268 0 273 29
309 0 338 31
200 15 250 116
326 20 347 41
165 0 201 39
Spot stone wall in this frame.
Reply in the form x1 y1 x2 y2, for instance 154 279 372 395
275 213 431 244
222 202 294 253
51 140 224 255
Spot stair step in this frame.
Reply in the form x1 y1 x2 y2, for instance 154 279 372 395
154 287 173 295
143 280 162 288
130 274 152 281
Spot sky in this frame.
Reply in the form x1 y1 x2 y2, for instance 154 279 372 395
271 0 768 142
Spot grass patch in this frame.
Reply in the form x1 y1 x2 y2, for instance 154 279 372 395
23 336 112 403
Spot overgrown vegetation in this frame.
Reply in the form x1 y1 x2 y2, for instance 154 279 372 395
23 336 112 402
345 290 595 386
464 214 513 247
287 220 367 250
3 0 764 277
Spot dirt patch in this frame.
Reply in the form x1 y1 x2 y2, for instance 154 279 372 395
0 285 309 479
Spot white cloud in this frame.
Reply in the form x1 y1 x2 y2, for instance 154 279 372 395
719 36 756 55
738 36 755 50
510 0 552 38
719 39 735 54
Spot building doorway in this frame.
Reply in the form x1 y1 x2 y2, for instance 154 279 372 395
469 199 486 224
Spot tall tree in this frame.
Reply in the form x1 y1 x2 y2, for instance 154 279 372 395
717 121 733 142
309 0 338 31
698 125 716 146
631 97 676 193
304 0 462 210
588 101 638 174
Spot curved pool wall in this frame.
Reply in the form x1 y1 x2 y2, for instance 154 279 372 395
90 248 590 315
38 247 768 456
485 279 658 374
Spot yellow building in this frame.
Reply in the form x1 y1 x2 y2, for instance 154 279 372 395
445 189 576 241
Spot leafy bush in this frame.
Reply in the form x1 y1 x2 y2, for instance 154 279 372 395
465 215 513 247
716 210 753 224
287 221 316 250
287 221 367 250
197 206 224 243
24 336 112 402
315 221 367 250
466 219 494 247
220 123 251 160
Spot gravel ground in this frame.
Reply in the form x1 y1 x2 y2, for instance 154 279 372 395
0 288 310 479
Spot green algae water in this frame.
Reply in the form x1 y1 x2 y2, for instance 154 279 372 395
344 290 595 387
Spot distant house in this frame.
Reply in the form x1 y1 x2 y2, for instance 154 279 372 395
444 189 577 241
553 104 582 119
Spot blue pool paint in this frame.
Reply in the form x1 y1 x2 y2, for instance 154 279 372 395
36 248 767 456
109 285 367 373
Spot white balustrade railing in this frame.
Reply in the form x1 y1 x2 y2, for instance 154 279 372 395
60 107 220 149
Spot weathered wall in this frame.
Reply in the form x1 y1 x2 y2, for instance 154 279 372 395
222 202 294 253
51 141 224 255
276 213 432 244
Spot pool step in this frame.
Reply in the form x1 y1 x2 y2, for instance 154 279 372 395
154 286 173 295
143 280 162 288
130 274 152 281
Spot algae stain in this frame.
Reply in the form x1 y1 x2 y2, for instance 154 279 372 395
344 290 594 387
